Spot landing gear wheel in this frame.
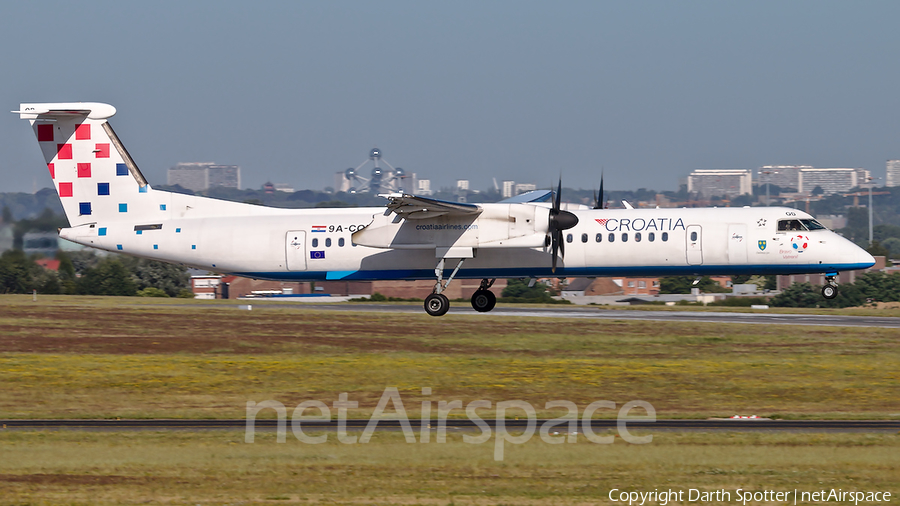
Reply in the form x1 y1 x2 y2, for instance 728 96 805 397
822 284 837 299
424 293 450 317
471 289 497 312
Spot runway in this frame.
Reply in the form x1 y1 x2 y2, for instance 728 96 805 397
3 419 898 432
239 302 900 329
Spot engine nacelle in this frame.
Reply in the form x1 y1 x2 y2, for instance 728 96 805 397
352 203 551 249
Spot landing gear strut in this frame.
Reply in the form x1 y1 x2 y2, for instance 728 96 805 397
822 275 838 300
471 278 497 312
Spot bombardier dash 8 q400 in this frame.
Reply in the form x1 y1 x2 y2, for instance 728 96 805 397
17 102 875 316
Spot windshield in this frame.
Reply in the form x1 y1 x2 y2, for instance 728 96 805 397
777 219 827 232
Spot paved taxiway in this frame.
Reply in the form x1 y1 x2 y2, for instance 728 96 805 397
238 302 900 329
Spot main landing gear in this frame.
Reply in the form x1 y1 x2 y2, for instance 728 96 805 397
471 278 497 313
822 275 838 300
423 257 497 317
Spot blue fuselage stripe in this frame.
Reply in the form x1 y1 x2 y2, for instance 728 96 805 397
233 263 873 282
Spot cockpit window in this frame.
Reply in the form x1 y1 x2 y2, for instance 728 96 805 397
777 219 827 232
800 219 827 230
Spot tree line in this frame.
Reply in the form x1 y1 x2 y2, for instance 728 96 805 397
0 249 192 297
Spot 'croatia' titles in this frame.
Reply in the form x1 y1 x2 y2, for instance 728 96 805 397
595 217 685 232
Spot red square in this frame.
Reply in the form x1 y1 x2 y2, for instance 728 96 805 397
75 124 91 140
57 144 72 160
48 163 55 179
59 182 73 197
38 124 54 142
95 143 110 158
77 163 91 178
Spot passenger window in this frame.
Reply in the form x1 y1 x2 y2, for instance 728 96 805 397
581 233 588 243
312 238 318 247
662 232 668 242
690 231 697 241
648 232 655 242
325 238 332 247
622 233 628 242
608 233 615 243
566 233 573 243
595 233 602 243
338 237 345 247
635 232 642 242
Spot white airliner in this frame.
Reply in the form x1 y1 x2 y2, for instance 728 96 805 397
16 102 875 315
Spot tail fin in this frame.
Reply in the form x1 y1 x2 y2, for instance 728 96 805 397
17 102 152 227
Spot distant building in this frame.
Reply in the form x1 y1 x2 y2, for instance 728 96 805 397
0 225 12 253
758 166 809 191
22 231 60 257
456 180 469 191
798 168 868 195
886 160 900 188
334 171 351 193
417 179 432 196
687 169 752 198
502 180 515 199
167 163 241 191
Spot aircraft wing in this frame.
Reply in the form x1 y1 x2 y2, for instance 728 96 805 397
379 193 482 219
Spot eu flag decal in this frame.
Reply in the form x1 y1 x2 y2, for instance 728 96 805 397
310 251 325 259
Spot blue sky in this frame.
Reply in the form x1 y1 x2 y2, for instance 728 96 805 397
2 1 899 194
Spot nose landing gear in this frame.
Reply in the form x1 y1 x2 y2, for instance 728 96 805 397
822 275 838 299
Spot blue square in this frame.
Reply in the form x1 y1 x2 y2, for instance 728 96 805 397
97 183 110 196
160 204 166 211
79 202 91 215
116 163 128 176
119 203 127 212
153 244 158 250
117 244 123 250
98 227 107 236
139 186 148 193
136 230 142 235
191 245 196 250
176 228 181 233
310 250 325 259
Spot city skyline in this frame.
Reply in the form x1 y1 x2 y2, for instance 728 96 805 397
2 2 900 194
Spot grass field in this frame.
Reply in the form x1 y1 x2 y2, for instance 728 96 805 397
0 295 898 503
0 295 898 419
0 430 897 505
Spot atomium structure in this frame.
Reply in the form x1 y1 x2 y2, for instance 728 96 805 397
342 148 408 194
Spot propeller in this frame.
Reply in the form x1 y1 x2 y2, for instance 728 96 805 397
549 178 579 273
593 171 604 210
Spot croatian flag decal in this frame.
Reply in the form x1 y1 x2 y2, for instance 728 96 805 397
311 225 327 233
310 251 325 259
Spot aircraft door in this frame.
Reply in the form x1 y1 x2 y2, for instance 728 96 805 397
685 225 703 265
727 223 748 264
285 231 307 271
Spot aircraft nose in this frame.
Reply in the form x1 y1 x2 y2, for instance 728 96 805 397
859 248 876 268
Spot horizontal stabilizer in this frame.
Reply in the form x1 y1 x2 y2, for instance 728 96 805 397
14 102 117 120
498 189 552 203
